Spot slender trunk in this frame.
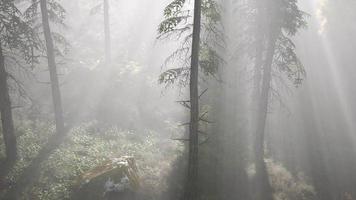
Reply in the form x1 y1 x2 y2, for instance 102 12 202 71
0 42 17 161
253 41 263 100
104 0 111 66
184 0 201 199
253 28 278 200
252 1 265 102
251 1 265 163
40 0 65 135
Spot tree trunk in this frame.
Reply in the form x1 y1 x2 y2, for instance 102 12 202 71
0 42 17 161
40 0 65 135
104 0 111 66
253 29 278 200
251 0 265 164
184 0 201 199
252 0 265 102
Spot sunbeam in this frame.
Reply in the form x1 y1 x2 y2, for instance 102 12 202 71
1 0 356 199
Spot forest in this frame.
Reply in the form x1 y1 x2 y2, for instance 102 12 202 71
1 0 356 199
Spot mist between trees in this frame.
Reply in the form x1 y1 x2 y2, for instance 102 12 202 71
1 0 356 200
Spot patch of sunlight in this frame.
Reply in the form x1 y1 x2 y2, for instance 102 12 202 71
316 0 328 35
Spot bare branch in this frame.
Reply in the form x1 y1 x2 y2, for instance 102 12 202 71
171 138 190 142
199 137 210 145
198 88 208 99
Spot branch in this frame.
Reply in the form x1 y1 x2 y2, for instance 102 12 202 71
199 110 209 119
171 138 189 142
11 105 24 109
199 118 214 124
198 88 208 99
178 122 190 126
176 100 191 109
198 130 208 135
199 137 210 145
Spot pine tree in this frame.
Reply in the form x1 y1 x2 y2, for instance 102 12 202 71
158 0 223 199
184 1 201 199
0 0 39 161
0 41 17 161
104 0 111 66
24 0 68 136
252 0 307 199
89 0 111 67
39 0 65 135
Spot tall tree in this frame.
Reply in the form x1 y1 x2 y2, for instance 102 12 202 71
252 0 307 199
0 42 16 161
158 0 223 199
104 0 111 66
0 0 39 161
253 24 278 200
185 0 201 199
39 0 65 135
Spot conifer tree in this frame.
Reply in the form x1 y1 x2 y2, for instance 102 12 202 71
24 0 67 135
39 0 65 135
158 0 222 199
252 0 307 199
0 0 39 161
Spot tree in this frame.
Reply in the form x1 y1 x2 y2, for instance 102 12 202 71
158 0 223 199
39 0 65 135
184 0 202 199
252 0 307 199
0 0 39 161
158 0 222 86
104 0 111 66
89 0 111 66
0 42 16 161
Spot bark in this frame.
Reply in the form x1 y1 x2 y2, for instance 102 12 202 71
252 1 265 102
0 42 17 161
40 0 65 135
104 0 111 66
251 0 265 164
253 28 278 200
184 0 201 199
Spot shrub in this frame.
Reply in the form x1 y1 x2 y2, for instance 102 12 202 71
0 121 181 200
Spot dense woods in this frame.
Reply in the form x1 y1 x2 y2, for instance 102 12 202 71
1 0 356 200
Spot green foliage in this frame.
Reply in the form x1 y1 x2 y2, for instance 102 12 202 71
159 67 190 86
277 0 309 36
24 0 66 26
24 0 69 56
158 0 188 36
266 160 317 200
164 0 186 17
272 0 308 87
245 0 308 88
158 0 190 39
201 0 220 23
247 159 317 200
274 34 306 87
0 0 40 65
158 0 224 87
0 121 182 200
199 46 222 77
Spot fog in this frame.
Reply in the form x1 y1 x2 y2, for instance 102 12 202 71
1 0 356 200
